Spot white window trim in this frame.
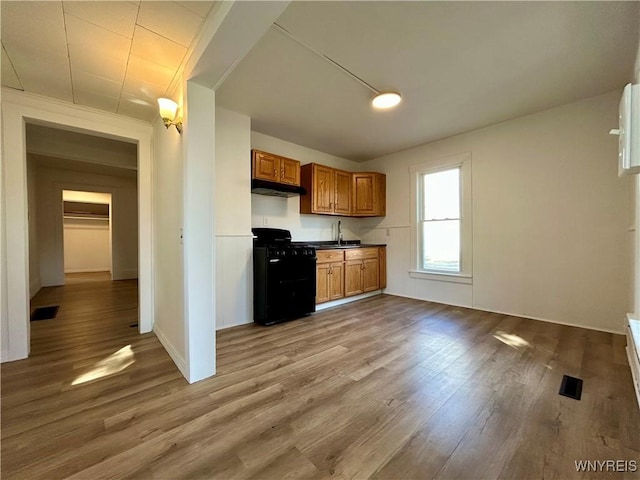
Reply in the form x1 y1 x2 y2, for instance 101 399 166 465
409 152 473 282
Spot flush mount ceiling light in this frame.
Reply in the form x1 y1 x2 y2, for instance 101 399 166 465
372 92 402 109
272 23 402 111
157 98 183 134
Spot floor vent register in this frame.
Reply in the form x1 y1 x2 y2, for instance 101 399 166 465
559 374 583 400
30 306 60 321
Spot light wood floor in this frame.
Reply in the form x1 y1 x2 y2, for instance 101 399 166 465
2 279 638 479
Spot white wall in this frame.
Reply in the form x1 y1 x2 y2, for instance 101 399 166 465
632 25 640 317
360 90 630 333
251 131 362 242
63 218 110 273
152 80 218 384
33 164 137 285
27 160 40 297
152 107 186 376
1 96 8 361
182 81 216 382
215 107 253 330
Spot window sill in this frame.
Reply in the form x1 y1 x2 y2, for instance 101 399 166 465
409 270 473 284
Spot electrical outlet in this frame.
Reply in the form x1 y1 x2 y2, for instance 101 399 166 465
386 228 390 236
263 217 269 226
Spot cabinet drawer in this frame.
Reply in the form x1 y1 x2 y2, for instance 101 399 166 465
317 249 345 263
345 247 378 261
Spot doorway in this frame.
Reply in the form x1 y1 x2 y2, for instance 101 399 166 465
3 89 153 363
62 190 113 283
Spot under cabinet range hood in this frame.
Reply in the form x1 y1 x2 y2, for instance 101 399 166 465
251 179 307 197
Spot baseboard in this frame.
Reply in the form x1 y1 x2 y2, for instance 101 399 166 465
316 290 382 311
381 291 472 311
216 318 252 331
64 268 110 274
383 292 625 335
153 325 187 380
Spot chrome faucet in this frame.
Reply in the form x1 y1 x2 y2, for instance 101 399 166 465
337 220 343 245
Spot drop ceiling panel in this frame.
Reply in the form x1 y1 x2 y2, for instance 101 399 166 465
1 1 68 61
74 90 119 112
1 1 212 125
124 54 175 90
9 50 72 102
62 1 139 38
1 46 23 90
131 26 187 71
122 76 166 103
176 1 214 18
72 70 123 98
137 1 203 47
117 93 156 121
65 15 132 64
69 50 128 84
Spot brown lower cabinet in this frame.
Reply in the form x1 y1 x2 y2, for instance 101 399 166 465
345 248 379 297
316 247 386 304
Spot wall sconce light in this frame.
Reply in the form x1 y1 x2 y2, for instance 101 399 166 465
157 98 183 134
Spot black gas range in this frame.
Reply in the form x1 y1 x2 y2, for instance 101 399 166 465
252 228 317 325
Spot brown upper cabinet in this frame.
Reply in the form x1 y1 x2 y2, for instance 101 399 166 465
300 163 385 217
300 163 352 215
252 149 300 186
352 172 386 217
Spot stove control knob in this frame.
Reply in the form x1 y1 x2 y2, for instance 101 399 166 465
292 250 298 256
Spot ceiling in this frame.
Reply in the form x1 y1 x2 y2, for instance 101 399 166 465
26 124 138 172
1 1 216 122
2 2 638 163
217 1 640 161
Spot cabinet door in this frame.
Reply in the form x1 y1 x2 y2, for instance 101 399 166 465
362 258 380 292
352 173 375 215
252 150 280 182
312 164 335 213
334 169 351 215
352 172 386 216
329 262 344 300
379 247 387 290
316 263 331 304
280 157 301 186
344 261 363 297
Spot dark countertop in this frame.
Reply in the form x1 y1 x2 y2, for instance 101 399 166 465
293 240 387 250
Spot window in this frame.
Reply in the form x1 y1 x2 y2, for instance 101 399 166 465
420 167 461 272
410 153 472 282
